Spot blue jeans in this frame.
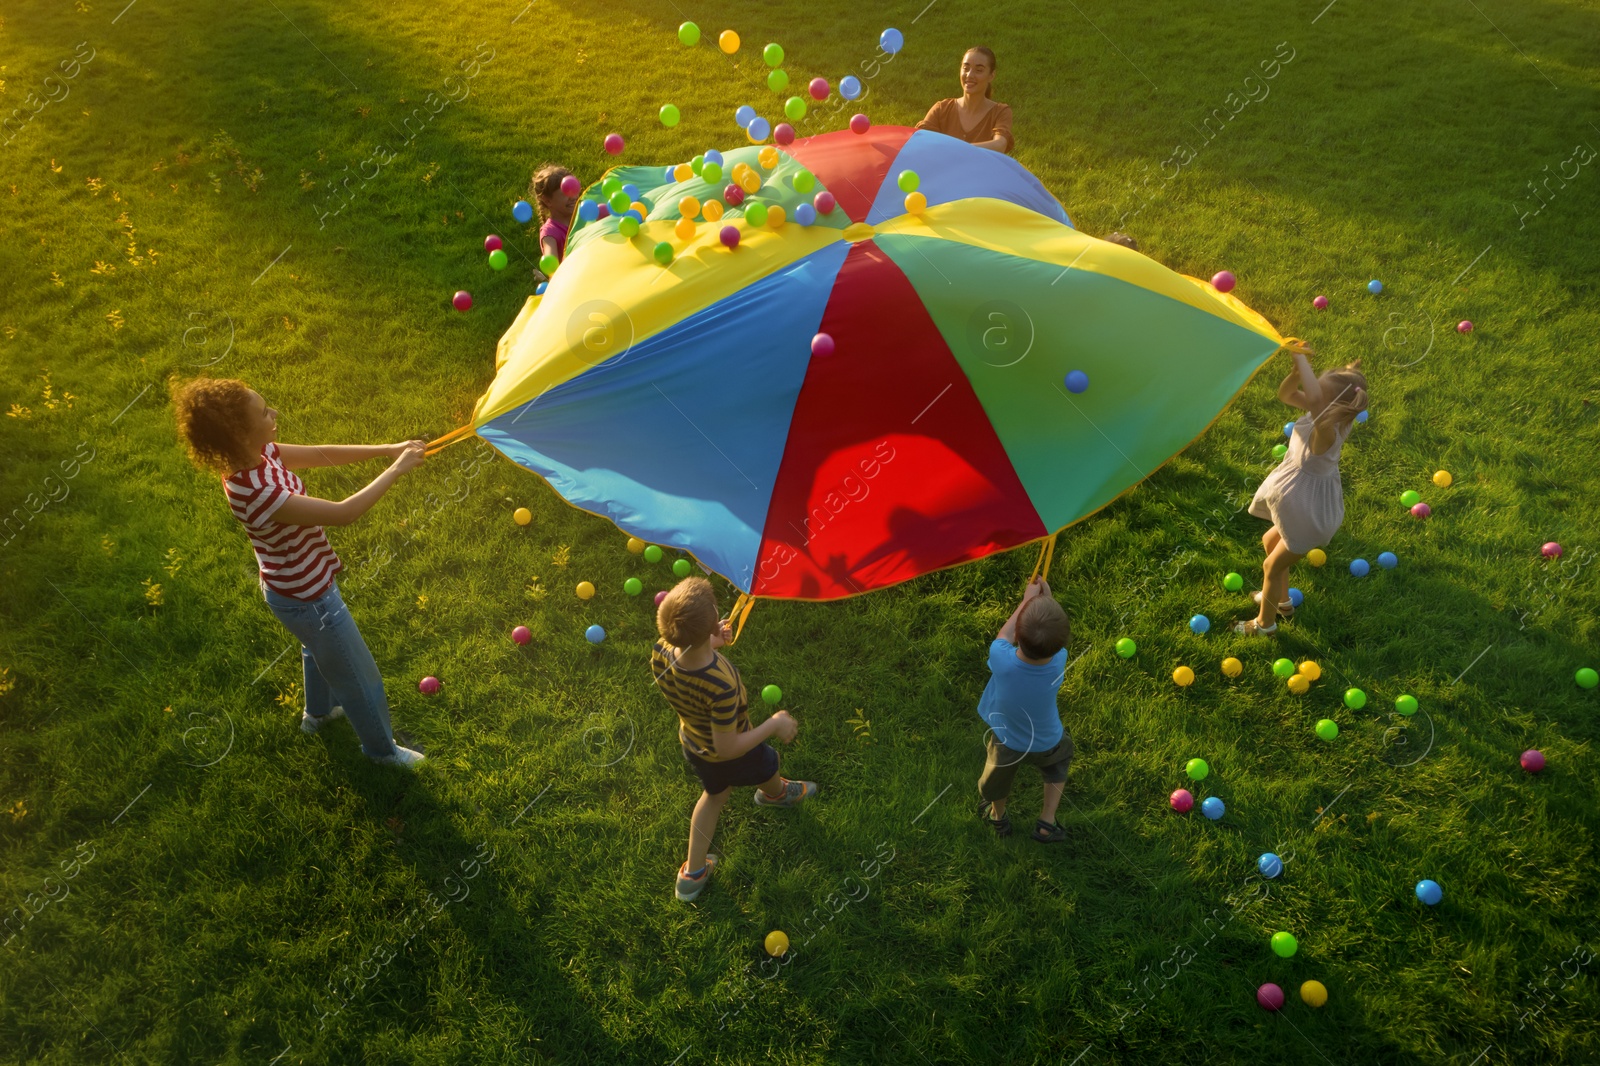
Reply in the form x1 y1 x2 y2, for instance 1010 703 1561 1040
263 580 398 759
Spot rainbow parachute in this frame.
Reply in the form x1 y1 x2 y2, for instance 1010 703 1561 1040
454 126 1285 601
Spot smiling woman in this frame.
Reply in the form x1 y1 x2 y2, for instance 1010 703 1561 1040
914 46 1014 153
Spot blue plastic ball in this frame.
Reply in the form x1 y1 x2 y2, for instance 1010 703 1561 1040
1201 796 1225 821
624 209 644 223
840 75 862 100
1258 853 1283 878
1356 409 1370 424
585 624 606 644
747 117 771 141
736 105 757 127
1378 551 1398 569
577 200 599 222
1416 879 1442 906
535 282 547 295
1064 370 1089 394
1368 279 1383 294
880 27 904 54
1190 614 1211 634
1287 587 1304 607
512 200 534 223
621 183 640 201
1284 421 1296 438
704 149 724 166
1350 558 1370 577
794 202 817 226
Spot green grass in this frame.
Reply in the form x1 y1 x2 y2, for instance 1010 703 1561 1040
3 0 1599 1062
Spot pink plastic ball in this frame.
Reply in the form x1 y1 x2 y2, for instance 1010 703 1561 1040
724 184 745 207
560 174 581 197
814 191 837 215
419 676 441 694
1521 749 1545 773
597 203 611 219
512 625 531 646
1411 502 1431 519
1170 788 1194 813
1313 294 1329 310
1211 270 1236 293
603 133 625 156
1257 983 1285 1011
1457 320 1474 333
809 77 829 101
484 234 503 253
1542 541 1563 558
452 291 472 312
774 122 795 146
849 113 870 135
654 590 668 606
811 333 835 357
720 226 740 249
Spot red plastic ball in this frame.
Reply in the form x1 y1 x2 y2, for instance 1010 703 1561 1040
452 291 472 312
1521 749 1545 773
774 123 795 146
1313 294 1329 310
1411 502 1431 518
809 77 829 100
849 113 870 134
814 191 837 215
724 184 745 207
419 676 441 694
1211 270 1236 293
654 590 668 606
1257 983 1285 1011
811 333 835 357
560 174 581 197
1542 541 1563 558
597 203 611 219
1457 320 1474 333
512 625 531 646
604 133 625 156
1170 788 1194 813
720 226 740 249
484 234 503 253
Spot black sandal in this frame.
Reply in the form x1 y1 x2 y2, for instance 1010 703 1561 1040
1033 819 1066 843
978 800 1012 838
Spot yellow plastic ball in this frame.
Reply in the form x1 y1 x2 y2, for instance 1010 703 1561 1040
703 199 724 222
1287 673 1310 695
758 146 780 169
576 581 596 600
513 507 532 526
1221 657 1243 678
764 930 789 956
627 537 646 554
739 171 761 194
904 191 927 213
766 204 786 228
630 201 650 218
1433 470 1453 488
1299 660 1322 681
674 217 696 241
1173 665 1195 687
673 163 694 182
1307 548 1327 567
718 29 740 54
678 195 701 219
1300 980 1328 1008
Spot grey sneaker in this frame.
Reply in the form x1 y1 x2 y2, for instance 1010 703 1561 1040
754 779 818 808
375 745 426 768
300 705 346 734
675 854 718 903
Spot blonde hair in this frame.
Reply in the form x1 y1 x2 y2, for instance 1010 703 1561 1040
1018 596 1070 659
1320 365 1369 412
527 163 571 225
171 376 258 474
657 577 719 649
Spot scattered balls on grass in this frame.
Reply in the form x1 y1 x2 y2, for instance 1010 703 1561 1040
762 684 783 705
1186 758 1209 781
1434 470 1453 488
1307 548 1327 567
1288 674 1310 695
1201 796 1225 820
1299 660 1321 681
1416 879 1442 906
627 537 645 554
1259 852 1283 878
1344 687 1367 710
1411 502 1432 519
576 581 595 600
644 545 664 563
1395 694 1418 716
1315 718 1339 741
673 558 693 578
585 624 606 644
1116 637 1137 658
1401 489 1421 507
1273 658 1296 679
1350 558 1370 577
1221 657 1242 678
1257 983 1285 1011
1189 614 1210 634
1271 931 1299 958
512 626 531 646
1521 749 1545 773
1543 542 1563 559
1223 571 1244 592
1577 667 1598 689
1170 789 1194 812
1300 980 1328 1008
1173 665 1195 687
1378 551 1398 569
624 578 643 596
764 930 789 956
419 676 441 695
513 507 532 525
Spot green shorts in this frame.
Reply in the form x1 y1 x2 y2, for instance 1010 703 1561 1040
978 732 1074 801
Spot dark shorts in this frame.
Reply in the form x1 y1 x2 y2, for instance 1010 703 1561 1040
682 741 780 795
978 733 1074 801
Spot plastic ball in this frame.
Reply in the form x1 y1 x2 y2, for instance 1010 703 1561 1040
895 169 921 193
763 42 784 67
774 123 795 146
1064 370 1090 394
1222 657 1242 677
723 184 744 208
1401 489 1421 507
620 578 641 597
1521 749 1545 773
747 117 771 142
644 545 663 563
1271 931 1299 958
585 624 606 644
604 133 625 156
603 175 625 195
1287 587 1304 607
488 248 508 270
659 104 681 128
1170 788 1194 813
654 590 667 606
1312 295 1329 310
1577 667 1598 689
718 30 739 54
879 27 903 53
809 77 829 101
617 216 640 238
512 200 534 223
1344 687 1367 710
538 254 560 277
849 113 871 135
626 537 645 554
767 69 788 93
557 174 580 198
673 558 693 578
1416 879 1442 906
737 170 760 194
484 234 503 253
1272 443 1289 460
675 218 696 241
1222 571 1244 592
761 684 782 705
1395 694 1418 716
814 191 836 214
1259 852 1283 878
607 191 630 216
1356 409 1369 423
1190 614 1211 635
1257 983 1285 1011
1211 270 1236 293
784 96 807 121
512 625 531 646
812 333 835 358
1173 665 1195 687
1300 981 1328 1008
1457 320 1473 333
904 191 927 214
758 147 780 169
1433 470 1453 488
735 107 758 132
678 21 700 46
576 581 596 600
653 241 674 266
452 290 473 312
1350 558 1370 577
720 226 740 250
744 203 768 228
1378 551 1398 569
419 676 440 695
1368 279 1383 294
1273 658 1296 679
1115 637 1137 658
1201 796 1225 821
513 507 532 526
1284 420 1296 438
1542 542 1562 558
1315 718 1338 740
840 75 863 101
1307 548 1326 567
1185 758 1209 781
578 200 599 222
1299 660 1321 681
1288 674 1310 695
764 930 789 956
1411 502 1431 519
535 282 547 296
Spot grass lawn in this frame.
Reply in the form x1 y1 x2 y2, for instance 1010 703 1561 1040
3 0 1600 1062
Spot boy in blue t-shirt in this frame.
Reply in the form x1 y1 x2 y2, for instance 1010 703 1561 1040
976 577 1072 843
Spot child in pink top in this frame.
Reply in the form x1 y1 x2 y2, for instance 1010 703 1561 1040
529 163 576 284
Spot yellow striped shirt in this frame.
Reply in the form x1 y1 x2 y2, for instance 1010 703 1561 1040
650 640 750 761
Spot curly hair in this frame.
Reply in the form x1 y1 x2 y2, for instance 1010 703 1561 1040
657 576 720 649
171 376 257 474
527 163 572 225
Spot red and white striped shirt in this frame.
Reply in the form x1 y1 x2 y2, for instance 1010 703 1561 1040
224 442 343 600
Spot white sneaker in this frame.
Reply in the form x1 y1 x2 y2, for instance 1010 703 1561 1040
300 705 346 734
375 745 426 768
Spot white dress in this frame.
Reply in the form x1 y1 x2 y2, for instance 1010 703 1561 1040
1248 412 1350 554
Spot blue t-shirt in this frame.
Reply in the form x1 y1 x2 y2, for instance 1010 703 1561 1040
977 638 1067 752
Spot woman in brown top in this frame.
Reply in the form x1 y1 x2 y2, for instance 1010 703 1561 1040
914 46 1014 154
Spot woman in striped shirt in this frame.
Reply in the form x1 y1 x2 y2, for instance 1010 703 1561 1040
174 378 429 768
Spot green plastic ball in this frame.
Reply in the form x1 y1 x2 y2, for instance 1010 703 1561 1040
643 545 663 563
1578 667 1599 689
1273 658 1296 679
1271 931 1300 958
763 43 785 67
659 104 681 128
784 96 807 121
624 577 642 596
1186 758 1209 781
1115 637 1137 659
1223 571 1244 592
672 558 692 578
1344 687 1367 710
618 216 640 238
678 21 700 46
602 175 624 196
1395 693 1418 716
607 191 631 215
1401 489 1421 507
897 170 920 193
653 241 673 265
761 684 782 704
767 68 788 92
700 162 722 185
792 171 816 194
1315 719 1339 741
488 248 508 270
1272 443 1289 460
691 155 705 175
744 202 768 227
539 253 559 275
